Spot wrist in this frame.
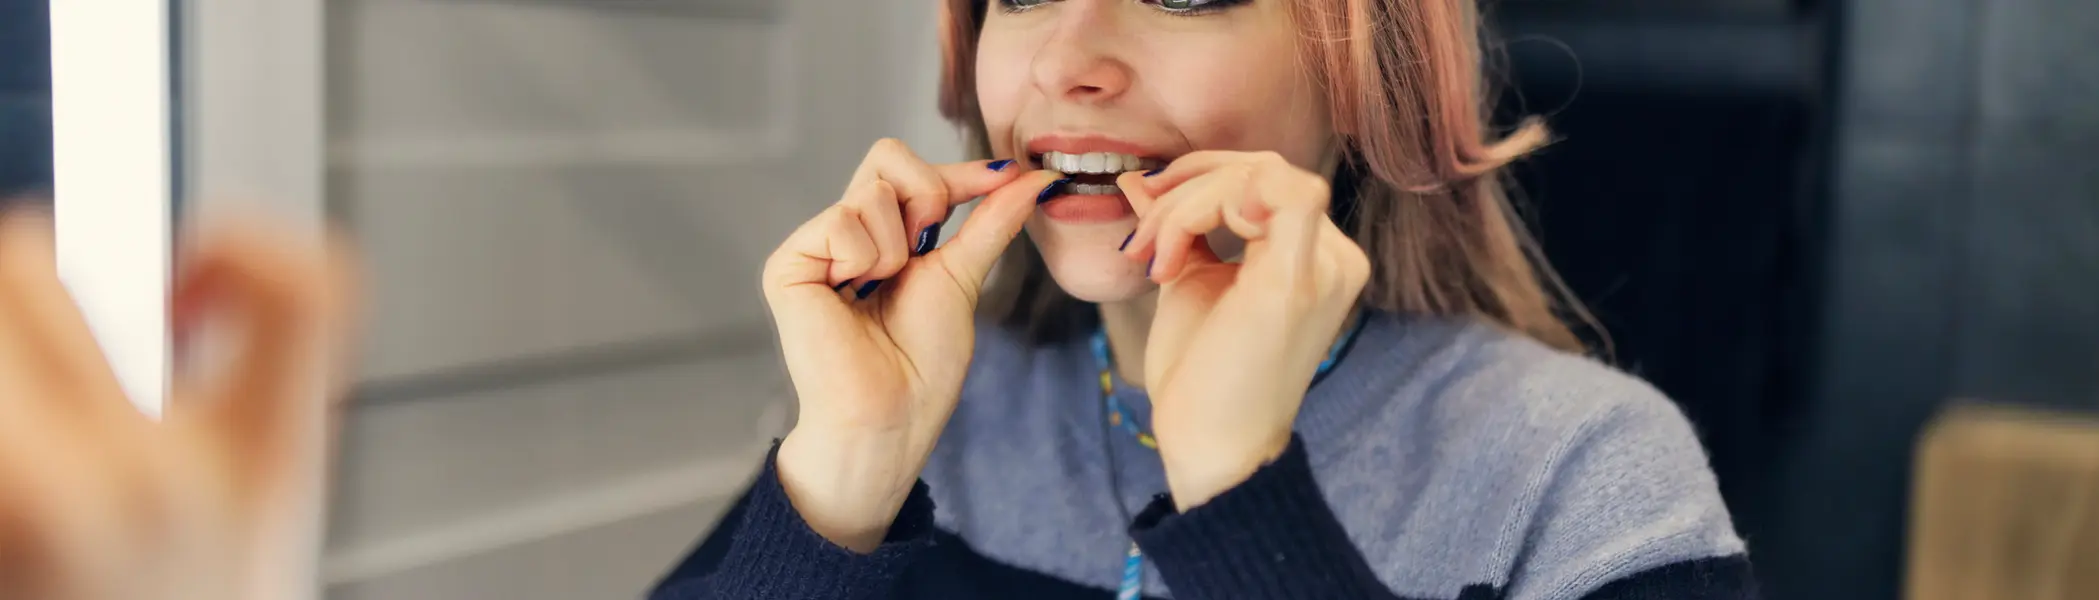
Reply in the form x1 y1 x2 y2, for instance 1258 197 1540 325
1158 429 1291 511
774 426 926 553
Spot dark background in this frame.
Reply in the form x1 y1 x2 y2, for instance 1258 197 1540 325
0 0 51 198
1491 0 2099 599
2 1 2095 599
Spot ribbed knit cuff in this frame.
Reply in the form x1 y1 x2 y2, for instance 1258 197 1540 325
1130 435 1393 599
707 442 937 599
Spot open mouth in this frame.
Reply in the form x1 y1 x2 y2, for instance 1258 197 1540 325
1031 151 1165 195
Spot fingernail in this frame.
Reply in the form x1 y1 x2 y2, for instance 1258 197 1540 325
913 223 942 256
855 280 883 299
987 159 1014 172
1143 168 1164 177
1119 231 1134 251
832 281 851 292
1146 257 1155 277
1037 178 1071 205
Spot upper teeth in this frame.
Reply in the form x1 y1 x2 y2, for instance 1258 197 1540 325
1042 151 1154 174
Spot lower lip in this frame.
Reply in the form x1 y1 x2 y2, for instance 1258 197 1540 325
1040 193 1133 223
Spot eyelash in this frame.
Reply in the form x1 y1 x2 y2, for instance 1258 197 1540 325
996 0 1250 18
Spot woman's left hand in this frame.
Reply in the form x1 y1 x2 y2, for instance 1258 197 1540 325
0 211 359 600
1116 151 1370 510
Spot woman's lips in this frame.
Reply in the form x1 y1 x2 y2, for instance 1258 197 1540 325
1036 175 1137 223
1040 191 1133 223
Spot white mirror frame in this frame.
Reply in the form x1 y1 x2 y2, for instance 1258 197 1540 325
49 0 176 418
51 1 326 599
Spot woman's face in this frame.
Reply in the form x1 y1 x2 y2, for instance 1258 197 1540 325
976 0 1334 303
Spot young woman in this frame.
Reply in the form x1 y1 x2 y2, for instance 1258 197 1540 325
653 0 1754 599
0 1 1751 599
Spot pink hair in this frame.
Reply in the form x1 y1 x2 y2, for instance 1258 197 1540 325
939 0 1590 352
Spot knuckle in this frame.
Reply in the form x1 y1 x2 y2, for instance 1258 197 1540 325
1301 178 1333 211
760 251 795 290
833 203 864 223
1300 171 1332 199
871 137 909 155
870 179 898 202
923 181 951 207
837 180 870 207
875 254 908 276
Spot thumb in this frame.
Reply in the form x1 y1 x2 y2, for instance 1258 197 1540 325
929 159 1030 208
933 170 1061 292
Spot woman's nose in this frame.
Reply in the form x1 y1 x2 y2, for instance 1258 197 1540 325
1028 3 1132 105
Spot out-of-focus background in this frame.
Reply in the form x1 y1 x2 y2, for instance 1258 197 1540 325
3 1 2095 599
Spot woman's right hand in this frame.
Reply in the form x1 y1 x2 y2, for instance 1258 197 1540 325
761 139 1057 552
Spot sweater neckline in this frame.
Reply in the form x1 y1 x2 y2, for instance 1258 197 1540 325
1079 312 1407 444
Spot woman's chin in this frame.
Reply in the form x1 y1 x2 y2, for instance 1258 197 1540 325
1042 256 1155 303
1026 218 1154 304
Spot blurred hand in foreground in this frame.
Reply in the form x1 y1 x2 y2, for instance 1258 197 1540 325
0 209 359 600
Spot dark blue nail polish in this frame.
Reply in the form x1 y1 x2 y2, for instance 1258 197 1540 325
1119 231 1134 251
1143 168 1164 177
1037 178 1072 205
832 281 851 292
1146 257 1156 277
913 223 942 256
987 159 1014 172
855 280 883 299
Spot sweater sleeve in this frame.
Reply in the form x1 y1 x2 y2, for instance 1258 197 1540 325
1128 435 1397 599
649 442 938 600
1128 433 1759 600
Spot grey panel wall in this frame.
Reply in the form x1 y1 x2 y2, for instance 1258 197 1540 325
320 1 962 598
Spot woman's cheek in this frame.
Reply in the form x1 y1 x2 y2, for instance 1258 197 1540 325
973 44 1034 155
1153 55 1330 166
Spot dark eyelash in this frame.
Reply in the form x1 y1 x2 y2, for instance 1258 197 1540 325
1146 0 1252 17
994 0 1040 15
995 0 1253 17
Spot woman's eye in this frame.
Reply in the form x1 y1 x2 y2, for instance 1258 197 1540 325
998 0 1246 16
1149 0 1245 15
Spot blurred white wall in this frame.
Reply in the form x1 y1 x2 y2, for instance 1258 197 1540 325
315 1 961 598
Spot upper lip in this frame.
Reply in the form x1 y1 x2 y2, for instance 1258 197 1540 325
1023 133 1174 162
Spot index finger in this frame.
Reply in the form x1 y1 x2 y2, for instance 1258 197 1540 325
1126 150 1256 197
849 139 1024 236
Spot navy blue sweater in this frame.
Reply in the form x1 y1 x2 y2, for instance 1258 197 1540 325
652 315 1759 599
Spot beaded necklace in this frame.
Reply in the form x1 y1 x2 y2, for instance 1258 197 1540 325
1090 312 1369 599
